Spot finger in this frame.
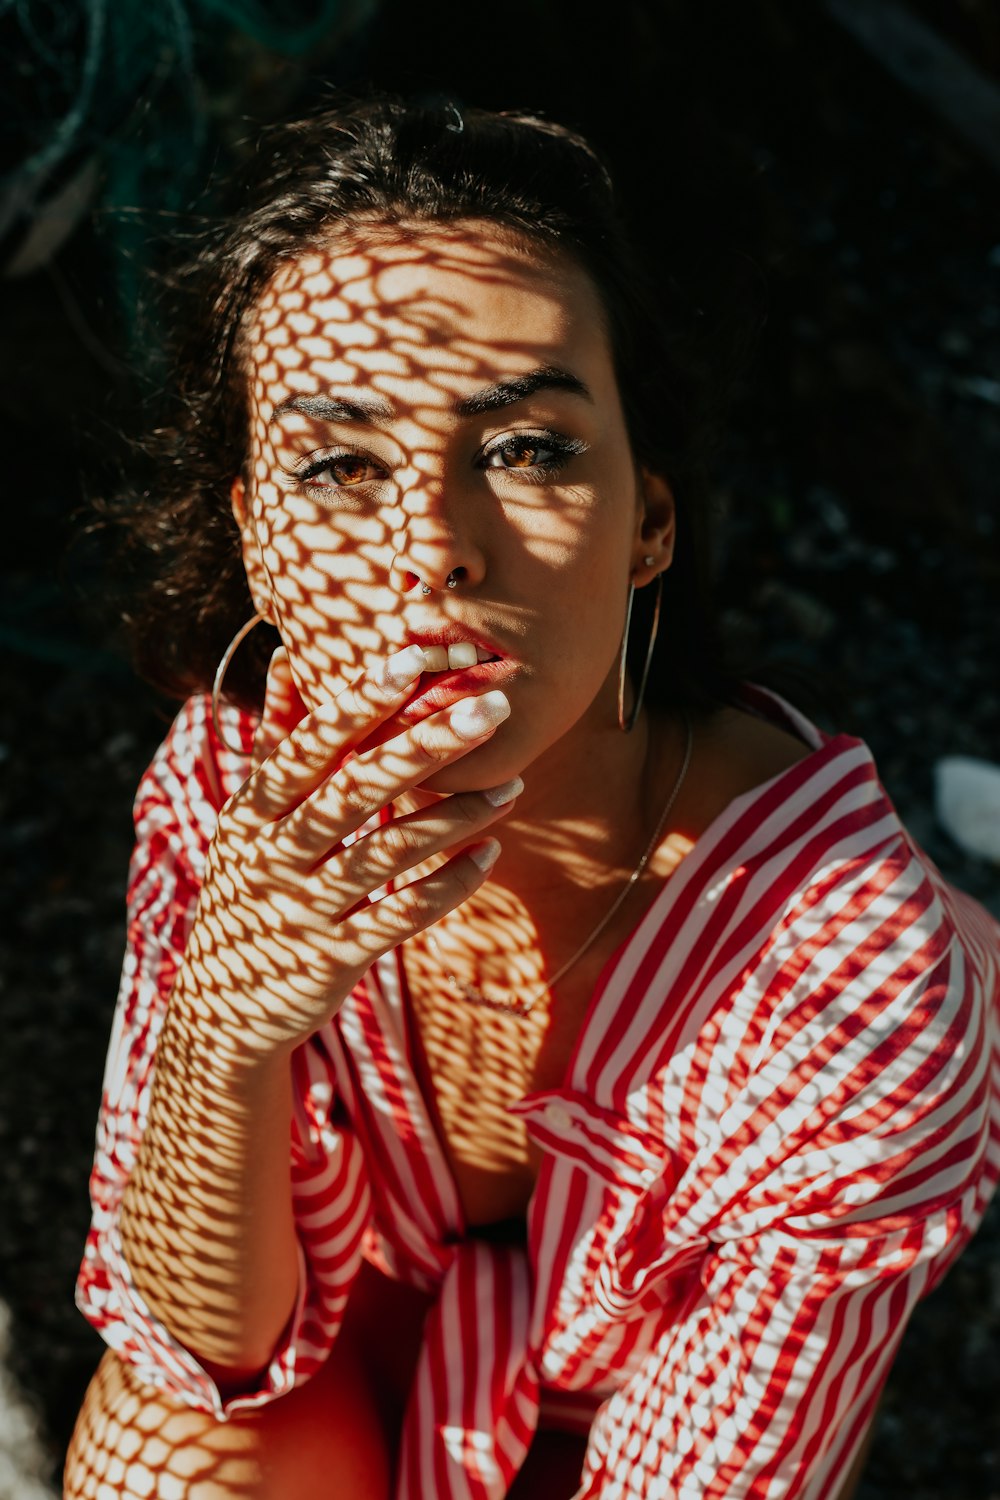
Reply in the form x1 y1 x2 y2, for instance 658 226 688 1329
272 690 512 861
246 645 428 817
330 839 503 976
252 648 306 769
302 778 523 914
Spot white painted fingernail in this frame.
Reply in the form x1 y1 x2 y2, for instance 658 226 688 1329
266 646 290 684
450 691 511 740
482 777 523 806
379 645 427 691
468 838 501 873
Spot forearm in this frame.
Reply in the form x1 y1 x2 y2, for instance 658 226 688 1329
110 648 510 1387
119 969 299 1385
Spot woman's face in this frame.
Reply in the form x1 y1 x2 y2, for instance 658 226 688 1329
235 223 673 788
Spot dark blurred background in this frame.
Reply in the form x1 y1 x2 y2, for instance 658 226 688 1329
1 1 998 1494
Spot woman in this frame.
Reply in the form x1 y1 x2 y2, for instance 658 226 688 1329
66 96 999 1500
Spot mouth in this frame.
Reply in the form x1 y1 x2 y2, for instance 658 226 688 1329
395 638 514 725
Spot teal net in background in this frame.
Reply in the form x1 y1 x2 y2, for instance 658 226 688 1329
1 0 378 326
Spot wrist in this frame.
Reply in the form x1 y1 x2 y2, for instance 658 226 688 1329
165 967 299 1086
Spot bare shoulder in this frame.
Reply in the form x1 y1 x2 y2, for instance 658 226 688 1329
707 705 813 789
674 706 814 838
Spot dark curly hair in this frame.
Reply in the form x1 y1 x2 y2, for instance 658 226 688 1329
108 92 735 712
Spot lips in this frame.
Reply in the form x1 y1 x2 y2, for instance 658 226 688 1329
373 625 515 733
404 629 507 698
404 657 519 739
401 655 515 721
404 622 506 661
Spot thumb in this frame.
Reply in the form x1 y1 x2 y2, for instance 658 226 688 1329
252 647 306 768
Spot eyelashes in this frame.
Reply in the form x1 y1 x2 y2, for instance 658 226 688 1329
288 430 588 495
479 431 587 481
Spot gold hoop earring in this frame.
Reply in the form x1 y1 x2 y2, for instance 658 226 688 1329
211 614 265 754
617 573 662 733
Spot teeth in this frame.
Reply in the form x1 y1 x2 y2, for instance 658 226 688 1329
448 642 478 669
417 642 500 673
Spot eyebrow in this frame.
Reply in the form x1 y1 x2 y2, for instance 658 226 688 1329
456 366 592 415
269 365 592 428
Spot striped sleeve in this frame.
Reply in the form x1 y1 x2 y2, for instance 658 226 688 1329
75 696 373 1414
577 836 998 1499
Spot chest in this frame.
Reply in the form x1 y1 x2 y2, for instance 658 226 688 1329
400 947 602 1227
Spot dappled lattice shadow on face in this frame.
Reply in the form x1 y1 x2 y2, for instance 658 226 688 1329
240 228 635 744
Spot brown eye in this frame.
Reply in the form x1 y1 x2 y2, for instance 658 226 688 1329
327 455 378 485
502 438 543 467
299 452 386 488
493 437 548 468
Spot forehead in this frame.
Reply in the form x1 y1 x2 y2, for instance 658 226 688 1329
246 225 612 421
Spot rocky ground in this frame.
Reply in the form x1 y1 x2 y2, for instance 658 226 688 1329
1 4 999 1496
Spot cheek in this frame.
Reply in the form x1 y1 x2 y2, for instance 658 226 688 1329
550 497 633 621
552 580 628 692
251 487 407 706
539 533 633 703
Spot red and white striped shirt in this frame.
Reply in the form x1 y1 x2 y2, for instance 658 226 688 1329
77 688 1000 1499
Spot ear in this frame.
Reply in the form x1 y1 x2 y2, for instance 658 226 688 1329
631 467 676 583
230 474 273 620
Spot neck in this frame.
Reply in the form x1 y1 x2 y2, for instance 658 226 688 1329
422 699 692 1004
490 708 656 908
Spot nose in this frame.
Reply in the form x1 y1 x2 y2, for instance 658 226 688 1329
390 469 487 595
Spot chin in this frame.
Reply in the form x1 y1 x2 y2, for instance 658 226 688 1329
421 740 524 797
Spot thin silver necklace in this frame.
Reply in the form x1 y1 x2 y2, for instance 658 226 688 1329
425 718 693 1016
